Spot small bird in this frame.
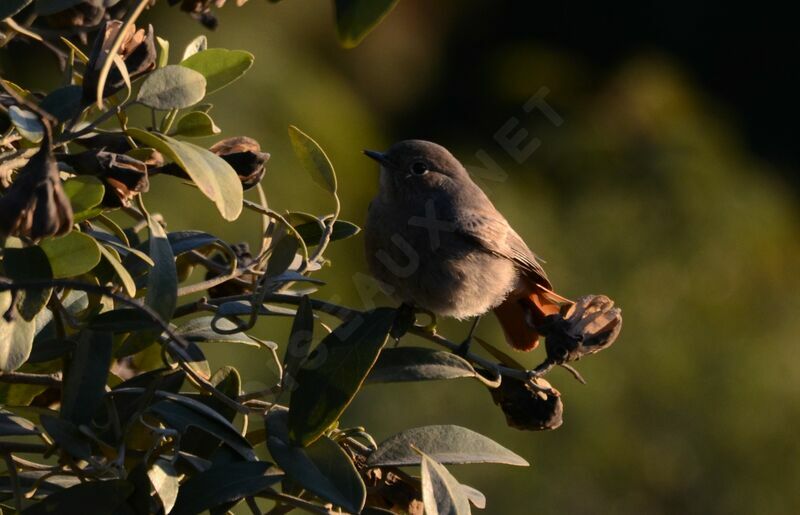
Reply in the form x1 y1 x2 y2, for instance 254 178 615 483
363 140 569 352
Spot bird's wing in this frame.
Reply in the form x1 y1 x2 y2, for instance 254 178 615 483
457 213 551 289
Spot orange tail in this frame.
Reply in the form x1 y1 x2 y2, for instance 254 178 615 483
494 284 570 351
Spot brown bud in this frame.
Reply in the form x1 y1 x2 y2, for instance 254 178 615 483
209 137 270 190
83 20 157 101
0 129 73 241
490 376 563 431
540 294 622 364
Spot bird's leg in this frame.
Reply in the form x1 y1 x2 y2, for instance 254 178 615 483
456 316 482 357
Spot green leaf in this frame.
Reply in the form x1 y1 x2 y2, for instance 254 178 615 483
294 219 360 246
265 233 298 277
367 347 478 383
171 461 282 515
40 85 83 122
8 105 43 142
266 407 366 513
0 0 32 19
333 0 399 48
175 316 259 347
180 48 254 94
148 458 179 514
60 330 112 425
33 0 84 16
182 35 207 60
96 243 137 297
0 292 36 372
147 396 255 460
39 415 92 461
39 231 101 278
288 308 395 446
136 65 207 110
418 449 472 515
288 125 337 194
367 425 529 468
0 408 39 437
62 176 104 222
127 129 243 221
171 111 221 137
282 295 314 385
21 479 133 515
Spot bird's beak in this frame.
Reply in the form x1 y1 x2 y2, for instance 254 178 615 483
363 149 390 167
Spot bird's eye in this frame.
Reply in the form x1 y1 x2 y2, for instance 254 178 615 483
410 161 429 175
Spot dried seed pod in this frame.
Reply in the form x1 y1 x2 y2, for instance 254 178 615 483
209 136 270 190
0 128 73 240
59 150 150 208
540 294 622 364
490 376 563 431
83 20 157 101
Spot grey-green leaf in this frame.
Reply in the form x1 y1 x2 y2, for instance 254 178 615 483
334 0 399 48
366 425 529 467
419 450 472 515
367 347 479 383
180 48 254 94
145 216 178 321
288 308 395 446
127 129 243 221
288 125 337 194
136 65 206 110
0 292 36 371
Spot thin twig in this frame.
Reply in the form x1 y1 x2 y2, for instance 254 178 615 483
0 371 62 387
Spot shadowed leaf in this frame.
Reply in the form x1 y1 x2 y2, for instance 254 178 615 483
367 347 479 383
288 308 395 446
61 330 112 425
334 0 399 48
21 479 133 515
288 125 337 194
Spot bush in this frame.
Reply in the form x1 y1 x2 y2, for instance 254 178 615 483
0 1 620 513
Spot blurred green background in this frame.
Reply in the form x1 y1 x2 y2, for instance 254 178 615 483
8 1 800 513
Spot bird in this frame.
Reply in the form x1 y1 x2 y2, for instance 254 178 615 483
363 139 570 353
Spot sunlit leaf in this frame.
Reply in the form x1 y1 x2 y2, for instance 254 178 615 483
418 449 472 515
288 308 395 446
9 105 43 142
171 111 221 137
333 0 399 48
180 48 254 94
96 243 137 296
367 425 529 467
136 64 207 110
127 129 243 221
148 458 179 514
182 35 207 60
156 36 170 67
288 125 337 194
62 176 104 222
39 231 101 278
